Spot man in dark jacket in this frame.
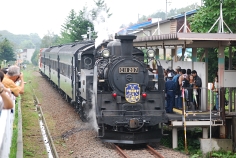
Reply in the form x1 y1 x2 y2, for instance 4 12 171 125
192 70 202 110
165 73 176 113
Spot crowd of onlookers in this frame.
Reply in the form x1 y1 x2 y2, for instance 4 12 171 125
0 65 25 115
163 66 202 113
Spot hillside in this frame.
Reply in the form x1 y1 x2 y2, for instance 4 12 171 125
0 30 41 49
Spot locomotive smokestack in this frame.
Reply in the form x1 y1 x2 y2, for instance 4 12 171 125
115 35 136 57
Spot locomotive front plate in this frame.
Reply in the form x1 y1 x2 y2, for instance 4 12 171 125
119 67 139 73
125 83 140 103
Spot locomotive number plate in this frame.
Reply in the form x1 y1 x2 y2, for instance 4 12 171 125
119 67 139 73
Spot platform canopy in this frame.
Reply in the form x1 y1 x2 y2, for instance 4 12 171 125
133 33 236 48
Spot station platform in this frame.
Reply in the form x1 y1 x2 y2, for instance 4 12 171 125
165 107 224 149
167 108 222 121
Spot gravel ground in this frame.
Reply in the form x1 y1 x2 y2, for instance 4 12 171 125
35 71 190 158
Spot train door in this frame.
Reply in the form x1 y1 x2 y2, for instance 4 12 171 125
71 57 75 101
43 53 45 74
49 55 51 79
57 55 60 88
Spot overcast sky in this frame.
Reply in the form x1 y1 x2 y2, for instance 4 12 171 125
0 0 201 38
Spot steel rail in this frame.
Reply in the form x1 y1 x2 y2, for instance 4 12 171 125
114 145 130 158
146 145 164 158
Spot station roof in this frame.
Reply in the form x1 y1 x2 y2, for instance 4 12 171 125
117 20 152 35
142 9 197 29
133 33 236 48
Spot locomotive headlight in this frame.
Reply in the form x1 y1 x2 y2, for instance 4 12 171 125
101 48 110 58
146 49 155 58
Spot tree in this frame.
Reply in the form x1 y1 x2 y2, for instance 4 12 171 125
189 0 236 33
0 31 41 49
60 9 94 43
188 0 236 80
0 38 15 63
41 31 60 48
31 49 39 66
20 40 35 49
91 0 112 20
60 0 112 43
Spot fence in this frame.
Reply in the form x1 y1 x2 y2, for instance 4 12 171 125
0 101 15 157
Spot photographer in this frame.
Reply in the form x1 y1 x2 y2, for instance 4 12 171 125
0 70 14 114
2 65 25 97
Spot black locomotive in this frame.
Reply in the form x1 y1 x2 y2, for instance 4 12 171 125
39 35 168 144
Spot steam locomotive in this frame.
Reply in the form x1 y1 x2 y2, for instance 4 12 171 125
39 35 168 144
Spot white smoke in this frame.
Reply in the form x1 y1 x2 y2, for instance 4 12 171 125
87 89 99 132
83 2 119 48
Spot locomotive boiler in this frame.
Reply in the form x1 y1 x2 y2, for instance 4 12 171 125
39 35 168 144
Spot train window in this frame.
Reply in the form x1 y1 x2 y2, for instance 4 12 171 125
55 61 58 70
45 58 48 66
51 60 53 69
67 65 70 77
59 63 64 75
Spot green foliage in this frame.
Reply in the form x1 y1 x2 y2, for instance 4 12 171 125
19 40 35 49
60 0 111 43
31 49 39 66
161 128 202 155
189 0 236 33
161 128 236 157
0 38 15 62
160 131 172 148
188 0 236 80
0 31 41 49
60 9 95 43
40 32 60 48
210 150 236 158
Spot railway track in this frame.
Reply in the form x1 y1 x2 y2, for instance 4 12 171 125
26 71 189 157
115 144 164 158
29 81 59 158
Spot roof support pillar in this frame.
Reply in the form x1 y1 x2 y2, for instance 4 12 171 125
181 48 185 61
172 127 178 149
218 45 225 88
174 46 178 62
203 49 208 111
192 48 197 62
218 45 225 117
155 48 159 59
171 48 176 69
164 48 166 60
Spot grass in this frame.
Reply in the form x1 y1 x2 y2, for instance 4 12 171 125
21 65 48 157
9 97 19 158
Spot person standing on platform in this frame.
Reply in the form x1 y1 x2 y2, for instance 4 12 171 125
165 73 176 113
173 66 182 109
192 70 202 110
212 76 219 111
188 74 195 110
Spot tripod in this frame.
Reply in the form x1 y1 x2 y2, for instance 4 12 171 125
208 0 232 33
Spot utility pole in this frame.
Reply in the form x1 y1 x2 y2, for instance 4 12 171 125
165 0 171 19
